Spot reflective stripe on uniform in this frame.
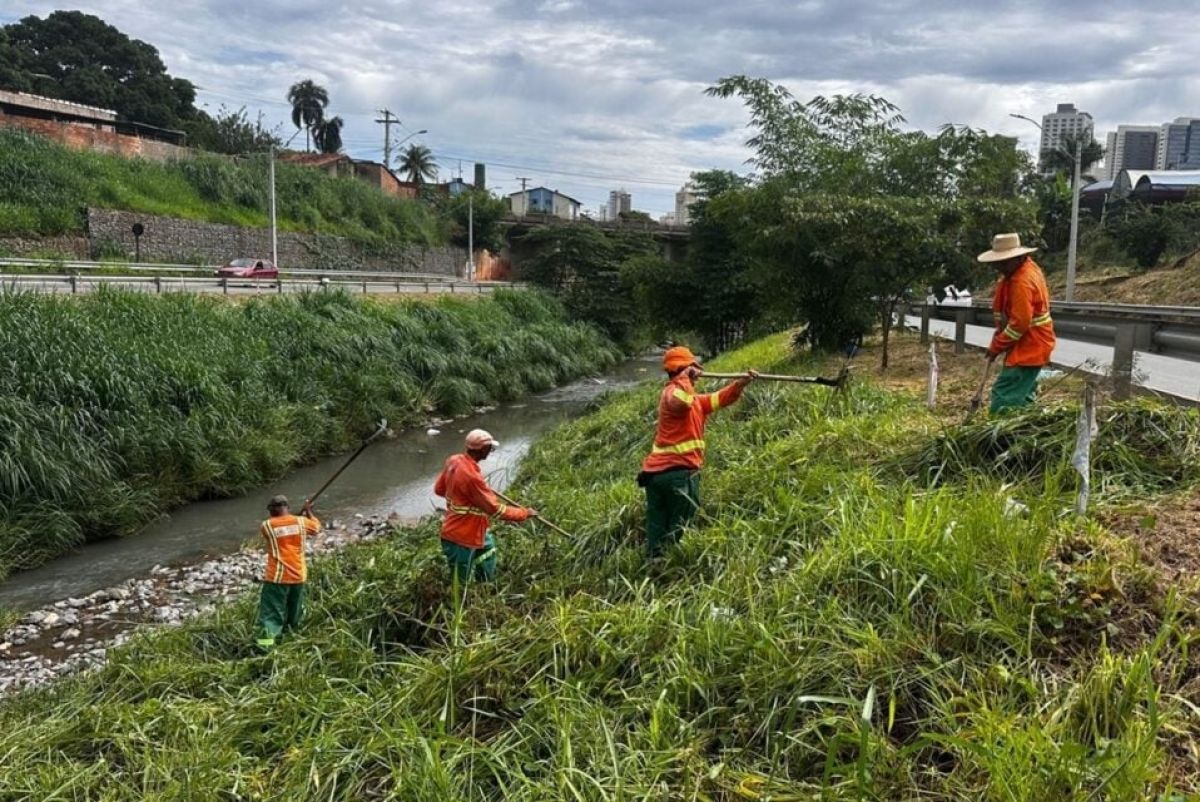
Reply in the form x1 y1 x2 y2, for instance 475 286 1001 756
1002 325 1022 340
671 388 694 406
651 438 706 455
708 392 723 411
1032 313 1052 326
447 502 491 518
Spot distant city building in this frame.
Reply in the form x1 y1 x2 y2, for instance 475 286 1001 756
659 212 677 225
607 189 631 221
444 177 471 197
1039 103 1093 173
508 186 581 220
674 182 700 225
1104 126 1160 179
1156 117 1200 170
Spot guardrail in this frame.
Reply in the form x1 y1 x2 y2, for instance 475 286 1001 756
0 273 509 297
912 301 1200 399
0 256 461 283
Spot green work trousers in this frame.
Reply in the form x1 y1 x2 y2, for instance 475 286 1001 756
990 365 1044 414
644 468 701 557
256 581 305 649
442 532 497 586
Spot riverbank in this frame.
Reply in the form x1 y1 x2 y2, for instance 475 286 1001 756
3 331 1200 798
0 288 620 578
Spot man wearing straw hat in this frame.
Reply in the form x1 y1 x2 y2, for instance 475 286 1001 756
977 233 1057 413
637 346 757 558
434 429 537 586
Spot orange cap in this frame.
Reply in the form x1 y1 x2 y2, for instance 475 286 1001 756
662 346 699 373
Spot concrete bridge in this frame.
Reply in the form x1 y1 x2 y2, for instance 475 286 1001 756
500 214 691 267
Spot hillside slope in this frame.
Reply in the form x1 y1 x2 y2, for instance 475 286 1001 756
1 333 1197 799
0 129 442 247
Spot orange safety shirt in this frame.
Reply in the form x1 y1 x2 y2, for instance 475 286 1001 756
641 375 744 474
434 453 531 550
260 514 321 584
988 257 1057 367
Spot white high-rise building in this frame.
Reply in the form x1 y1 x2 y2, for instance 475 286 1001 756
607 189 631 221
1157 117 1200 170
1104 125 1160 179
1039 103 1093 173
674 182 700 226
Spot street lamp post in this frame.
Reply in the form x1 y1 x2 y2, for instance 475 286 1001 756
389 130 428 168
1010 112 1082 301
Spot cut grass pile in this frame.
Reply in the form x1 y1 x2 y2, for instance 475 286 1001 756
0 288 619 577
1 331 1198 799
0 129 442 247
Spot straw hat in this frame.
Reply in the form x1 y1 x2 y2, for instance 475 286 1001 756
977 233 1038 263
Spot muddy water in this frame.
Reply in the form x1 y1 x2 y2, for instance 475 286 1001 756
0 357 655 611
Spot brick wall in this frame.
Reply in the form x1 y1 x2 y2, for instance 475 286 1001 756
0 234 90 259
0 112 191 163
86 209 464 274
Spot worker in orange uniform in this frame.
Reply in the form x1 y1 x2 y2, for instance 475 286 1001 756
637 346 757 558
434 429 538 586
256 494 321 650
977 232 1057 413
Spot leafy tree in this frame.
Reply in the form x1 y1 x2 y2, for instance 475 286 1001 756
439 189 509 252
183 105 281 155
0 11 202 129
398 144 437 184
313 116 344 154
518 226 655 344
618 210 653 223
286 80 328 153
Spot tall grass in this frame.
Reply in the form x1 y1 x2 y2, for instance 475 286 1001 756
0 129 442 246
0 288 619 576
0 332 1194 799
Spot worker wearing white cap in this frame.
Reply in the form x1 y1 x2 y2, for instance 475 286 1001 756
433 429 537 585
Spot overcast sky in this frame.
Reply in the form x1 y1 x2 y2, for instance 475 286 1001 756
5 2 1199 215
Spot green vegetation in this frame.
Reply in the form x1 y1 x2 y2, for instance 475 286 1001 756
0 289 618 577
1 331 1195 798
621 78 1035 364
0 129 443 246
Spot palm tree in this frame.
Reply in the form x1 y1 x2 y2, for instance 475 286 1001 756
313 116 344 154
286 80 329 152
1041 132 1104 177
398 144 437 183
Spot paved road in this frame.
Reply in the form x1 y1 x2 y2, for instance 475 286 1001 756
907 315 1200 401
0 275 501 297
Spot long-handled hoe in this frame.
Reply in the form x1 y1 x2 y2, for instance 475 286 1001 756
304 418 389 507
700 364 851 389
964 360 994 424
493 489 575 539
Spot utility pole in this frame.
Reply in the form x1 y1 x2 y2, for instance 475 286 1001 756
467 193 475 280
269 144 278 266
375 109 400 166
515 176 530 217
1066 141 1082 302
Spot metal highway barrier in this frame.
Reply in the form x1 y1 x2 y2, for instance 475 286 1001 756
0 273 511 297
911 301 1200 399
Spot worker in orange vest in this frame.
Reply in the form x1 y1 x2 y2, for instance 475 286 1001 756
256 494 321 650
978 232 1057 413
637 346 757 557
434 429 538 586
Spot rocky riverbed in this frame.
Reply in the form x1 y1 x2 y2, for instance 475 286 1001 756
0 512 411 697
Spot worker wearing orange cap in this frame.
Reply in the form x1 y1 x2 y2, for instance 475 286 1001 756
434 428 537 585
637 346 757 557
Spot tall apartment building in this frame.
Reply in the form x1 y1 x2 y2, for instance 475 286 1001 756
1104 125 1160 179
1039 103 1094 173
607 188 631 221
674 182 700 225
1157 117 1200 170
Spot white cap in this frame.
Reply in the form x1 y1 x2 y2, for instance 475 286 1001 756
465 429 500 449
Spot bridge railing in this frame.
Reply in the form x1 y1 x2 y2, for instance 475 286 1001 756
0 256 464 283
0 272 511 297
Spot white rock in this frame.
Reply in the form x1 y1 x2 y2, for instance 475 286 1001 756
61 628 81 640
51 641 64 650
109 587 131 601
66 597 87 609
40 612 61 628
23 611 46 625
426 428 441 436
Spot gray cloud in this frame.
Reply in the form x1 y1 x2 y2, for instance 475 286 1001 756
4 1 1198 213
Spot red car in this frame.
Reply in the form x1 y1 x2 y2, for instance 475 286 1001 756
214 258 279 279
